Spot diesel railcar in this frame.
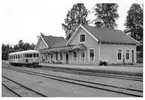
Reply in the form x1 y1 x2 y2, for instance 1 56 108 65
9 50 39 67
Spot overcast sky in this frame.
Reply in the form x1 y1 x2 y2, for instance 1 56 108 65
0 0 143 46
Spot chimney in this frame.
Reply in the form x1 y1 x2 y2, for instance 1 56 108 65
95 21 103 28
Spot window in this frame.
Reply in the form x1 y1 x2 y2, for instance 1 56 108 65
81 51 85 61
33 53 38 57
90 49 94 61
60 52 63 60
73 51 77 60
118 49 122 60
80 34 85 42
33 53 36 57
18 55 20 59
126 50 129 60
27 54 32 58
37 53 39 57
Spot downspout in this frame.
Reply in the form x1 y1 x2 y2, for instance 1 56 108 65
98 41 101 64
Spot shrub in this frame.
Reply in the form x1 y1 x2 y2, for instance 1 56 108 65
99 61 107 66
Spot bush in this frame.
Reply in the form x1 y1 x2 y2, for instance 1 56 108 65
137 58 143 63
99 61 107 66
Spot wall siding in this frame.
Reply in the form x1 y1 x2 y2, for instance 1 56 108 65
68 27 99 65
100 44 136 64
37 38 48 50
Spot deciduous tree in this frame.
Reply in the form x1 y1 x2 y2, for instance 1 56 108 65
62 3 88 40
93 3 119 28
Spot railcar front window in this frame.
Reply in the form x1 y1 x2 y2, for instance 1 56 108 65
37 53 39 57
33 53 38 57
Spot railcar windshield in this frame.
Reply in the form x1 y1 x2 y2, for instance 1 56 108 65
33 53 39 57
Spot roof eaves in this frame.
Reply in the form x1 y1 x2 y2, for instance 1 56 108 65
80 25 99 42
40 35 49 48
34 36 41 50
120 30 140 44
66 25 82 45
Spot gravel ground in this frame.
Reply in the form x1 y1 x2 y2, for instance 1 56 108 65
16 66 143 91
2 68 131 97
2 85 18 97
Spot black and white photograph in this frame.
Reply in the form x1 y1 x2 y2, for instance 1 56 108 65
0 0 143 98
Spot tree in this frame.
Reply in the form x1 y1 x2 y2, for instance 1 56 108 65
18 40 24 50
93 3 119 28
2 40 36 60
2 44 12 60
62 3 88 40
124 3 143 41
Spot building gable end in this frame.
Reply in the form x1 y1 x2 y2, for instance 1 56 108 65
35 36 49 50
66 24 99 45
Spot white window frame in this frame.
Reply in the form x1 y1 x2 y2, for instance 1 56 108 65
117 49 122 61
80 51 85 61
80 33 86 43
125 49 130 60
89 48 95 62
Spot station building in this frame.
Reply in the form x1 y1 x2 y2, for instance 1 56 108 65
35 25 139 65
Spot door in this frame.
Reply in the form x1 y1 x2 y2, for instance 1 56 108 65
66 53 69 64
132 50 134 64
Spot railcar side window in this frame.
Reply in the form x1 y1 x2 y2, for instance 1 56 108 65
30 54 32 57
26 54 32 58
18 55 20 59
33 53 35 57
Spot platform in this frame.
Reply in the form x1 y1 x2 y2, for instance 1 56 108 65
39 63 143 74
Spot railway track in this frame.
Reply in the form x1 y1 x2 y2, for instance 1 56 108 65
3 66 143 97
2 76 47 97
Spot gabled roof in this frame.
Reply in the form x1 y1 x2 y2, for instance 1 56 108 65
83 25 139 44
40 44 86 52
67 25 139 45
73 44 87 50
41 35 66 48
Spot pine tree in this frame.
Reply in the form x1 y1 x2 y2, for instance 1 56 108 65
124 3 143 41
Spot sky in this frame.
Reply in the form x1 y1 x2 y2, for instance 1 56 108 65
0 0 143 46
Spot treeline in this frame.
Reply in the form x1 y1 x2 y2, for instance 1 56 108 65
2 40 35 60
62 3 143 42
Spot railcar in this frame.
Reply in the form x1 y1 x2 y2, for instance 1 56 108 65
9 50 39 67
